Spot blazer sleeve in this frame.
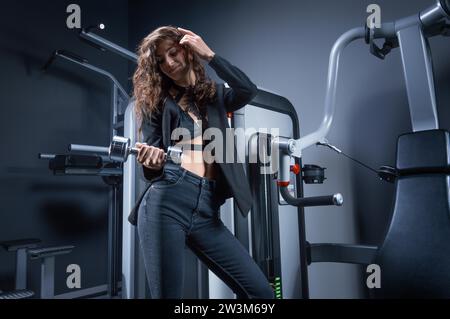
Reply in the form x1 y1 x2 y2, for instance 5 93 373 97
138 109 164 182
208 55 258 113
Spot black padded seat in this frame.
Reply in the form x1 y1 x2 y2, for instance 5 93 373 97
28 246 75 260
0 239 41 252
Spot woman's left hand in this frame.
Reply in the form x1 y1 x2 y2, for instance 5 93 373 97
178 27 216 62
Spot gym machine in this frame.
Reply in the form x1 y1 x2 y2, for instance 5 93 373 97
0 239 74 299
233 89 342 299
41 45 131 298
270 0 450 298
38 150 122 298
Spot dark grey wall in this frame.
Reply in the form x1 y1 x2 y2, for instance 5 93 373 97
129 0 450 298
0 0 129 296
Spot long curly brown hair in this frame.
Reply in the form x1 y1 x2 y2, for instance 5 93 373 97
133 26 216 125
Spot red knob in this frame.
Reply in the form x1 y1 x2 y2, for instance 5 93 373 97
277 181 290 187
290 164 301 175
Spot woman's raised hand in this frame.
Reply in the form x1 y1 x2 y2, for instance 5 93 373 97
178 27 215 62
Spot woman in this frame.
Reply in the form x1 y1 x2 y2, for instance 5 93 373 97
129 26 273 299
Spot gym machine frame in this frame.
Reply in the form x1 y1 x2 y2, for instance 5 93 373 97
272 0 450 297
243 90 342 298
42 47 131 297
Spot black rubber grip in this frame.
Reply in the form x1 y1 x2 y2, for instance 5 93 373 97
280 187 343 207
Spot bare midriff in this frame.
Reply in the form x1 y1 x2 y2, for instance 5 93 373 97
176 136 217 180
172 91 217 180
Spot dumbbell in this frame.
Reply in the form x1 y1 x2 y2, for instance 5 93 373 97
109 136 183 164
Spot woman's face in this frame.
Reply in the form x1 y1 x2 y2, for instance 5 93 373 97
155 39 190 83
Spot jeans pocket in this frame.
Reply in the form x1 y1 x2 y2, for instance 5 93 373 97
152 169 184 189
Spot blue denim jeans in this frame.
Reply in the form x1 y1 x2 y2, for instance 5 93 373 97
137 162 274 299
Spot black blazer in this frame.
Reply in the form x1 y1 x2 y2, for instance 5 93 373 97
128 55 257 226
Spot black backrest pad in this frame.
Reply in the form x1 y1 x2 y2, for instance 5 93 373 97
375 130 450 298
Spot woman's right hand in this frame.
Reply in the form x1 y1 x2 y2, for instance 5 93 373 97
135 143 166 170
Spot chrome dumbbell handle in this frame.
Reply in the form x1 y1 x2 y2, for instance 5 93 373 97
68 137 183 164
109 136 183 164
129 146 183 163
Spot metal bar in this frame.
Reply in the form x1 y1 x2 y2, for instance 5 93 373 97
15 249 27 290
108 184 120 297
294 27 366 157
122 101 137 299
112 84 118 139
62 168 122 176
107 188 113 297
107 185 120 297
309 244 378 265
40 257 55 299
397 25 439 132
113 185 120 296
69 144 109 155
420 0 450 27
55 52 129 98
79 30 138 63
